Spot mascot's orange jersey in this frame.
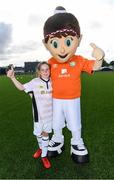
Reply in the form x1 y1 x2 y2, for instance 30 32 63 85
48 55 95 99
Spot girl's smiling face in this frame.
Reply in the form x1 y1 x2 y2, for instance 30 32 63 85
44 35 82 63
39 64 50 80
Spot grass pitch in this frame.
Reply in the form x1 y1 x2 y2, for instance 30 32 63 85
0 72 114 179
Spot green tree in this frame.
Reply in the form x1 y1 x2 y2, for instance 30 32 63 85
102 59 109 67
110 61 114 66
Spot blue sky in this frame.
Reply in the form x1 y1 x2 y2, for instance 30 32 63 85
0 0 114 66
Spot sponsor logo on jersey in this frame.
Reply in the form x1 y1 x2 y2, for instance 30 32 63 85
40 90 52 94
59 68 70 78
58 74 70 78
61 68 67 74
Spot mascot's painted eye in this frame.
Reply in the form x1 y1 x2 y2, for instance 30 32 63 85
51 40 59 48
65 37 73 47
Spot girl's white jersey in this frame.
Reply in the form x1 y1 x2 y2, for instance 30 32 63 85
23 77 52 124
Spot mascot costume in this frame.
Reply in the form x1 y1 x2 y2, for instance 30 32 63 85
43 6 104 163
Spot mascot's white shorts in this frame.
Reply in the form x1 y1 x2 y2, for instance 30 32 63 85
53 98 81 132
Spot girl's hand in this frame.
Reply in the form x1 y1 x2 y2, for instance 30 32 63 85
7 66 15 79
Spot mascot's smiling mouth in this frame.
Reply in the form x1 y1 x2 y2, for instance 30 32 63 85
58 54 68 58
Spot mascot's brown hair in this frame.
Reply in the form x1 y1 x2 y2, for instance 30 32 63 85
44 6 80 43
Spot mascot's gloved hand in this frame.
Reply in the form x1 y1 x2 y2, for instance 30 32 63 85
90 43 105 61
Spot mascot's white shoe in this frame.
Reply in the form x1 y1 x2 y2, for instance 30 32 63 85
47 140 65 157
71 143 89 164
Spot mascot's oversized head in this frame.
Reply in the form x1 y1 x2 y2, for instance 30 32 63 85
43 6 82 63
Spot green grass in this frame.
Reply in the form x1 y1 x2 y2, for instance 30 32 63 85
0 72 114 179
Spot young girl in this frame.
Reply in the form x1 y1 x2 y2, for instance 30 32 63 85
7 62 52 169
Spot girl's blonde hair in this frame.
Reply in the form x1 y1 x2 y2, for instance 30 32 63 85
36 61 51 77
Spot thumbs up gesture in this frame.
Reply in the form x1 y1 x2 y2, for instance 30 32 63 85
90 43 105 61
